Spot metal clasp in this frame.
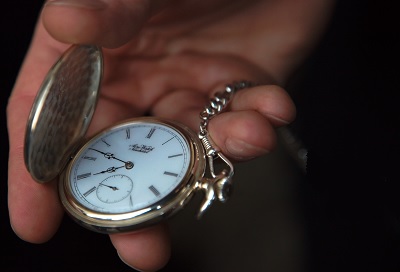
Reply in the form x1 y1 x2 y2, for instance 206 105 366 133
197 131 234 219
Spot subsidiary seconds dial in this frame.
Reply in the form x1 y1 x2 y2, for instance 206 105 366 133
96 174 133 204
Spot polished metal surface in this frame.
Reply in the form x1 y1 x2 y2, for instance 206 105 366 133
24 45 103 183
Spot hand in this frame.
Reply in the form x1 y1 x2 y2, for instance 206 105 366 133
7 0 334 271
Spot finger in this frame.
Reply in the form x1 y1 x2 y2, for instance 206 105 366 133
206 84 296 161
42 0 165 48
209 111 276 161
110 224 171 272
7 86 65 243
150 89 277 161
7 139 64 243
6 25 69 242
229 84 296 127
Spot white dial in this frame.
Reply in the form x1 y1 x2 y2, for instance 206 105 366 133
68 121 191 214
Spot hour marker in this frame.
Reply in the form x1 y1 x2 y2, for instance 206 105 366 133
83 186 96 197
146 127 156 139
101 139 111 147
126 128 130 139
129 195 133 207
164 171 178 177
162 137 174 145
149 185 160 196
83 156 97 161
168 154 183 159
77 173 91 180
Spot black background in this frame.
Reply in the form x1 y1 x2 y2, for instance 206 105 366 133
1 1 399 271
291 1 400 271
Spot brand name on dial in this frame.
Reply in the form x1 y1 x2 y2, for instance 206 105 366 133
129 144 155 153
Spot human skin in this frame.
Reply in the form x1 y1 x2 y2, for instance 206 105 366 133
7 0 334 271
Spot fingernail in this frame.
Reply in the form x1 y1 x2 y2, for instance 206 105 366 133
226 138 269 159
45 0 107 10
266 113 290 126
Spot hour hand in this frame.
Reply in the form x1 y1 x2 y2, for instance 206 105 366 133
93 166 124 175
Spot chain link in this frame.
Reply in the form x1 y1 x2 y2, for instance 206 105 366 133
199 80 255 136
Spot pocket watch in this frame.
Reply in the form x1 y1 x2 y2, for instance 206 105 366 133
24 44 253 234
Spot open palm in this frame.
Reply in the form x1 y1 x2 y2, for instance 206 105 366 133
7 0 333 271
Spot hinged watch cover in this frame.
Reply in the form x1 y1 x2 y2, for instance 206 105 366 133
24 45 103 183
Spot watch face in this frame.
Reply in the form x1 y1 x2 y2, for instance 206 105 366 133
63 119 197 218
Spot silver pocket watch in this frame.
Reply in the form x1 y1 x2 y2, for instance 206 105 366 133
24 44 253 233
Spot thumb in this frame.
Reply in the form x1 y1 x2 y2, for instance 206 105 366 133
42 0 165 48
